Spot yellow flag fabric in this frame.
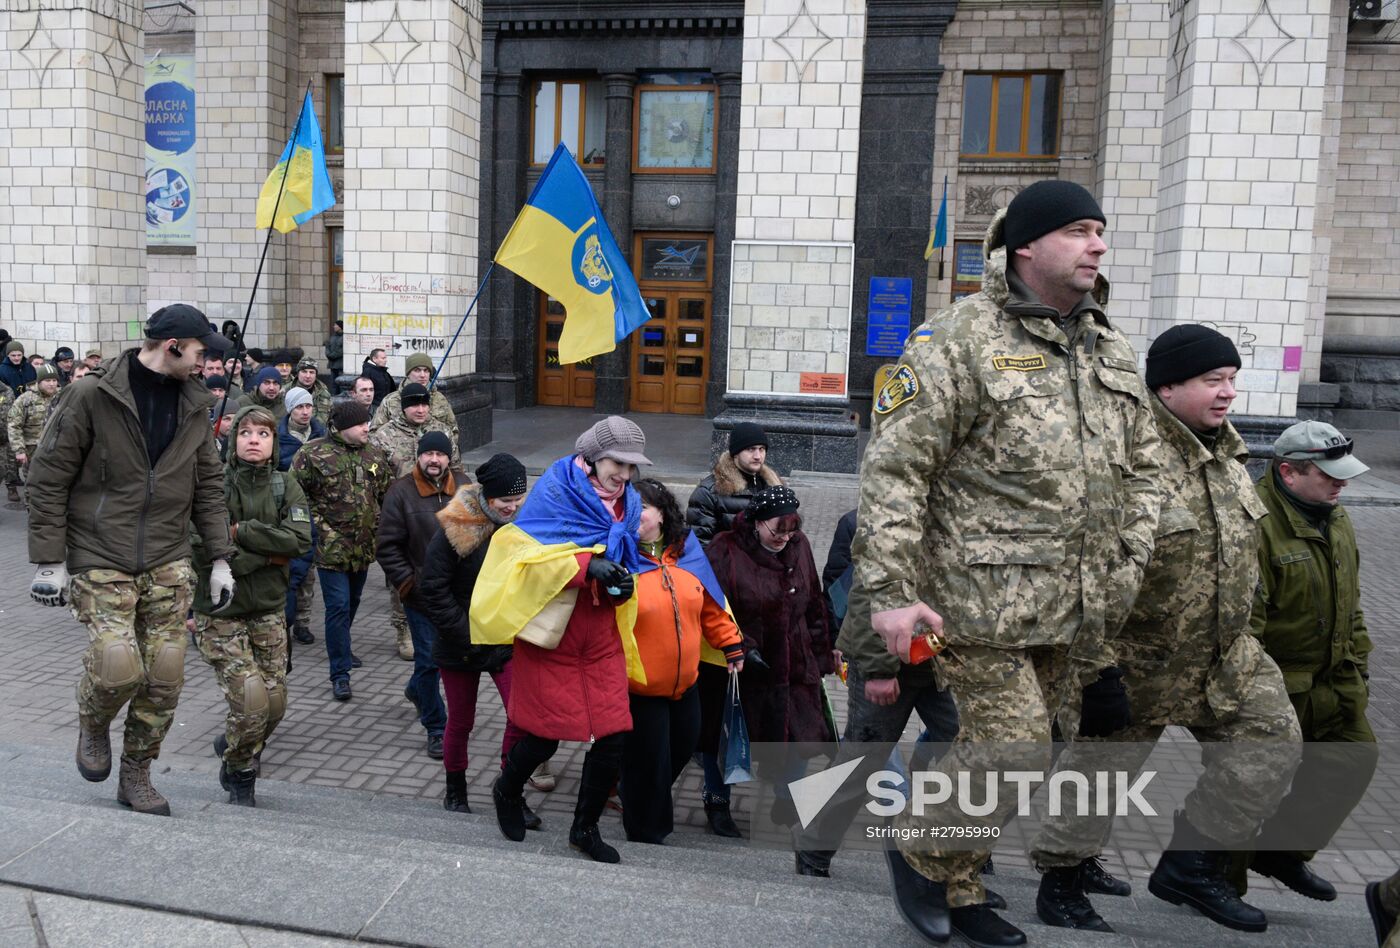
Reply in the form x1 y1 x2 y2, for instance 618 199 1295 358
255 92 335 233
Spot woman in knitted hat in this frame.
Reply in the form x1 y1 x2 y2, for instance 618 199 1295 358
476 416 650 864
417 453 534 819
703 484 837 855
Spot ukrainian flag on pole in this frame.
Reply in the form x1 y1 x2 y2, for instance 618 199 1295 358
256 91 335 233
495 143 651 363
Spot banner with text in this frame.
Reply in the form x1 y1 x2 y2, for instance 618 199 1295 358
145 50 197 246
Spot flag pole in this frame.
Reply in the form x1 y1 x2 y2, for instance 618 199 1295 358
429 261 497 390
214 79 313 427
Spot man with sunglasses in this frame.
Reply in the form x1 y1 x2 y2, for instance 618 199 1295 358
1226 420 1376 901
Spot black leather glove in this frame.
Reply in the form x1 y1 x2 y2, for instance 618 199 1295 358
1079 666 1132 737
586 556 634 599
745 648 770 671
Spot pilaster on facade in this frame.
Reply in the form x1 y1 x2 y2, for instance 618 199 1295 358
1 1 145 355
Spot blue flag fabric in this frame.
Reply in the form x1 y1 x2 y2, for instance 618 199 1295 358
637 531 730 612
256 91 335 233
925 175 948 260
511 455 642 573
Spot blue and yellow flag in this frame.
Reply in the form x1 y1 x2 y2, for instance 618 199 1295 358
256 91 335 233
925 175 948 261
494 144 650 363
470 455 648 683
637 531 738 668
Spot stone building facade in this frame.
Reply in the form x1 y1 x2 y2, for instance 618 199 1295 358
1 0 1397 471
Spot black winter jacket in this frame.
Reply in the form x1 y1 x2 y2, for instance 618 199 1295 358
419 485 513 673
685 451 782 545
360 359 397 409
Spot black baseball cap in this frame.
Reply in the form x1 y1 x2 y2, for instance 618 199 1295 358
145 304 232 353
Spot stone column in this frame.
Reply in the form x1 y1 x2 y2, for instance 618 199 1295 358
477 70 529 408
592 71 637 415
721 0 867 474
1149 0 1333 431
343 0 490 444
1 1 145 356
197 0 296 346
709 70 744 416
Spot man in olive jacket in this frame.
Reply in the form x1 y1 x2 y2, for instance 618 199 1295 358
27 305 236 817
1228 421 1377 901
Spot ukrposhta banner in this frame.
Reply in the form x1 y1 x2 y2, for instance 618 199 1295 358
145 49 197 246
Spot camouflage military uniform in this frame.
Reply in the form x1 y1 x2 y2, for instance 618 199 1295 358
0 386 15 489
369 387 458 441
369 414 459 479
1030 400 1301 868
70 559 196 760
853 211 1163 908
293 379 332 427
8 386 56 480
196 612 289 771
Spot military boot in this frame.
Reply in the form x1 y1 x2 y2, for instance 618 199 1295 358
6 484 20 503
1148 811 1266 932
116 755 171 816
76 717 111 782
226 768 256 807
396 623 414 661
1037 866 1114 932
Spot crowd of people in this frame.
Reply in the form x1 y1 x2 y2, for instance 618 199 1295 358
8 179 1399 948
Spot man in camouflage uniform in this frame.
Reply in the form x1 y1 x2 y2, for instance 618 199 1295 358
27 305 236 816
291 356 332 427
291 399 394 700
9 363 61 489
853 181 1163 946
369 352 458 442
370 382 458 661
193 405 312 806
1030 325 1302 935
0 382 17 503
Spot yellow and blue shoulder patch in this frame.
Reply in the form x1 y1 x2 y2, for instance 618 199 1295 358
874 363 920 415
909 327 937 345
992 354 1047 372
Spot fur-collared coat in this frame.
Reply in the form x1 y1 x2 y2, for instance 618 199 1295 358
685 451 781 544
418 485 512 674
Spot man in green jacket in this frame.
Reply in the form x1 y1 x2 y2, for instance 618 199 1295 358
27 305 237 816
194 406 312 807
1228 420 1377 901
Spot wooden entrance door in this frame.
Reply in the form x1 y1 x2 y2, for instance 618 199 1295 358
536 292 595 407
630 233 713 415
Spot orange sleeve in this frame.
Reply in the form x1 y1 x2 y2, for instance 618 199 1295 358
699 593 745 660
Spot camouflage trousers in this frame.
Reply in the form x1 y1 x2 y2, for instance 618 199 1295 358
897 643 1078 908
389 583 407 636
196 610 289 772
294 568 315 626
71 559 195 762
1029 651 1302 869
0 443 15 487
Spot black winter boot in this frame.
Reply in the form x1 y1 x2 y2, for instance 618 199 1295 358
795 850 834 877
948 904 1026 946
703 797 742 838
1081 855 1132 896
1036 865 1113 932
1148 811 1267 932
569 821 620 864
885 847 950 944
521 798 543 831
227 768 256 807
1251 851 1337 902
444 770 470 813
493 747 535 842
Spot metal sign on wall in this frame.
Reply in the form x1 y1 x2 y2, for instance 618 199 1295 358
145 50 197 246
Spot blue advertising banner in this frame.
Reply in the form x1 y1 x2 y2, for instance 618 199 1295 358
145 51 196 246
865 276 913 357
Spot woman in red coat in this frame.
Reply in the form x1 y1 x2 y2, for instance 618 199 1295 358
489 417 651 865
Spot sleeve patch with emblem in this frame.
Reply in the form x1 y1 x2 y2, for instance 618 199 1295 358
290 506 311 523
874 364 920 415
992 354 1047 372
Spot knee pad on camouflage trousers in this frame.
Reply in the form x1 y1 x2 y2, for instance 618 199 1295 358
93 640 143 691
143 641 186 705
267 683 287 724
241 675 270 716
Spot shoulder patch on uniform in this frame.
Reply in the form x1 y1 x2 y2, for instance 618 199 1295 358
1099 356 1138 372
873 364 920 415
290 506 311 523
910 328 937 344
992 354 1047 372
1272 550 1312 566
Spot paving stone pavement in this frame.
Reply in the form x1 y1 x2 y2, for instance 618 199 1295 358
0 463 1398 921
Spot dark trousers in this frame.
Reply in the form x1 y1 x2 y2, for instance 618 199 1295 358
318 567 367 682
502 731 626 829
620 687 702 844
402 605 447 736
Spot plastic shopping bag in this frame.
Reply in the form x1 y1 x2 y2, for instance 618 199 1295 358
719 666 754 784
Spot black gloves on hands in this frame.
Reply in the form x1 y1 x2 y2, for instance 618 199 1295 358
1079 666 1132 738
586 556 634 599
745 648 770 671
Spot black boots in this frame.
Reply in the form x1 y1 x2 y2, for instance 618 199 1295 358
1036 865 1113 932
885 847 950 944
1148 811 1267 932
795 850 834 877
493 776 530 841
1252 852 1337 902
1081 855 1132 896
948 905 1026 947
227 768 256 807
569 822 620 864
703 797 742 838
570 738 623 864
444 770 470 813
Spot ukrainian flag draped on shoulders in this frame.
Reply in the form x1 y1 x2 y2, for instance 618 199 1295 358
637 530 738 669
470 455 648 683
494 143 651 363
256 90 336 233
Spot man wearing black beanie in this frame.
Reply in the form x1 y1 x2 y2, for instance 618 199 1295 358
685 421 781 546
851 179 1165 947
1031 323 1301 934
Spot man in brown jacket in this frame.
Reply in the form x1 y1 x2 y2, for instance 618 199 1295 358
27 304 237 816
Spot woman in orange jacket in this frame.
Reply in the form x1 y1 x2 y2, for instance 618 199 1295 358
621 479 745 844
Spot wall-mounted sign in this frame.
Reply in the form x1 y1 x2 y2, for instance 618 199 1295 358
145 51 197 246
799 372 846 395
641 238 709 283
865 276 913 358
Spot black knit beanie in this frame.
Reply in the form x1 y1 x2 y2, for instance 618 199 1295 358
728 422 769 457
748 484 799 521
475 453 528 498
416 431 453 457
1002 180 1106 253
1145 324 1241 389
330 399 371 431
